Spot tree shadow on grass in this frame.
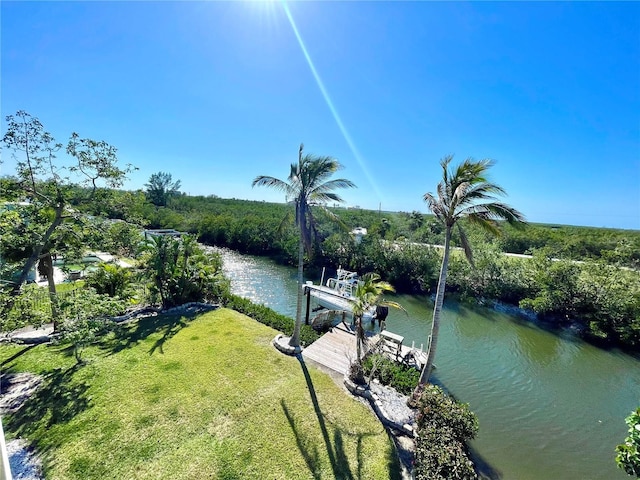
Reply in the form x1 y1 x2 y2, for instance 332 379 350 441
0 344 38 367
280 356 402 480
5 364 91 454
147 316 189 355
100 312 200 356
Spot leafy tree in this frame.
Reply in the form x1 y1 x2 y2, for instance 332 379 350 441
141 234 229 309
145 171 181 207
252 144 356 349
616 407 640 477
411 156 525 403
102 220 143 257
519 251 584 317
1 111 134 329
57 288 125 363
408 210 425 231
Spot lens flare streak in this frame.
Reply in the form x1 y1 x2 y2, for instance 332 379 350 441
281 1 384 203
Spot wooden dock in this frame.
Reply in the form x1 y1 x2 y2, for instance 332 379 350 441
302 323 427 375
302 323 359 375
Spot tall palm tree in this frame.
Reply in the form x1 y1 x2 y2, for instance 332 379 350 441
411 155 525 402
252 144 356 349
350 272 405 384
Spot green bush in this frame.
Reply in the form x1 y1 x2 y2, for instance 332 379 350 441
85 263 133 299
362 353 420 395
415 385 479 480
222 294 319 346
616 407 640 477
141 235 230 309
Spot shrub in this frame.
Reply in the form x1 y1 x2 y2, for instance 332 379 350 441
616 407 640 477
362 353 420 395
141 235 230 309
415 385 479 480
222 294 319 346
85 263 133 299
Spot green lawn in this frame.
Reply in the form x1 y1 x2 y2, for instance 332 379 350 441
1 308 400 479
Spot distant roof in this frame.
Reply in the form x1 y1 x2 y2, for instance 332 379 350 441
143 229 183 237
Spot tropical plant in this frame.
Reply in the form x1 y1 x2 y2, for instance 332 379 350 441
252 144 356 349
141 234 229 309
84 262 133 299
616 407 640 477
411 156 525 402
349 272 404 384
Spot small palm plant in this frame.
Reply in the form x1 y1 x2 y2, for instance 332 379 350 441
350 273 405 384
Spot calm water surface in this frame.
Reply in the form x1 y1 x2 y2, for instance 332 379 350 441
217 247 640 480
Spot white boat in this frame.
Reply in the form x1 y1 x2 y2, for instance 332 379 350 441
305 268 377 326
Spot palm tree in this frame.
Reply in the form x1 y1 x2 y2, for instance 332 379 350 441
411 155 525 402
350 272 405 384
252 144 356 350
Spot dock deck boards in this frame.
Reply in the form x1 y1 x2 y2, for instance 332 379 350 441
302 323 427 375
302 323 359 375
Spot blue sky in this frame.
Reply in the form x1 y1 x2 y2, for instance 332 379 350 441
2 1 639 229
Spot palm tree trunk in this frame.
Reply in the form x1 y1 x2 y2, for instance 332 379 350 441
356 317 363 364
288 233 304 348
411 225 452 402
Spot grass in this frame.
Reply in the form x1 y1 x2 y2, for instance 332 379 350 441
1 308 401 479
55 281 85 293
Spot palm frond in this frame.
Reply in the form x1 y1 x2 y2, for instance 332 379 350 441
457 224 474 266
380 300 407 315
314 178 357 192
455 183 506 206
251 176 292 195
424 192 445 222
316 205 350 233
276 209 293 236
424 155 526 267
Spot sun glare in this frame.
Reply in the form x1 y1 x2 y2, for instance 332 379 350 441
279 1 384 203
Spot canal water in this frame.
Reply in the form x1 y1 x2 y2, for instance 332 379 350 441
216 247 640 480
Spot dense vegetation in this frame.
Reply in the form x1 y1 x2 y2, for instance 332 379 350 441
361 352 480 478
6 186 625 351
3 180 640 350
71 187 640 269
